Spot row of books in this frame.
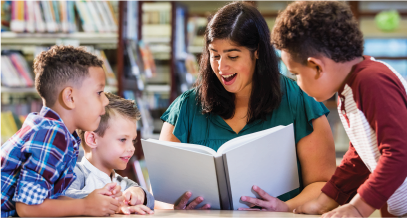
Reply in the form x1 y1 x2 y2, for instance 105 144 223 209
1 53 34 87
1 1 118 33
142 11 171 25
1 48 117 88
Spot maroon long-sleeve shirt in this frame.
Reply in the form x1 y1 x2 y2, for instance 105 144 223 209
321 56 407 216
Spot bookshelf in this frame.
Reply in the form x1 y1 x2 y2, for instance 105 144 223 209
1 1 120 144
117 1 190 136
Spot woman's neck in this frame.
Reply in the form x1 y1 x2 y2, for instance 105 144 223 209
234 86 251 108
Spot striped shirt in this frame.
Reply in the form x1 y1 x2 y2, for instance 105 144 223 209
322 56 407 216
1 107 80 217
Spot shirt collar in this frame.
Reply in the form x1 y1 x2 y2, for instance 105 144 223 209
39 106 81 150
338 55 370 95
39 106 63 122
81 157 116 182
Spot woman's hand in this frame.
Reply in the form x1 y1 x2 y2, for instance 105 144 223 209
238 185 289 212
174 191 211 210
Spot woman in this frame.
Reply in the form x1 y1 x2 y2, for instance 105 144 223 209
159 2 336 212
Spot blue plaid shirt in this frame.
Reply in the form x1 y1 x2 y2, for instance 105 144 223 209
1 107 80 217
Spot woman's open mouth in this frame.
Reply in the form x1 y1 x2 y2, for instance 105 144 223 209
221 73 237 85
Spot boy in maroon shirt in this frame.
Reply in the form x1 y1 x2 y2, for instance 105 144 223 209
272 1 407 217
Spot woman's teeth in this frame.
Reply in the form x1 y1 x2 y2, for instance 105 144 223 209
221 73 236 78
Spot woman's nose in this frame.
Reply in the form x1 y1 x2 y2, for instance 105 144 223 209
218 57 229 72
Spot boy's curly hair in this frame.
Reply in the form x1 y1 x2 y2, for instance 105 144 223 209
34 45 103 106
78 92 141 151
271 1 364 64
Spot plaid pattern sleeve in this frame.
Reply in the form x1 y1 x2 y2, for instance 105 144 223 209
1 107 80 217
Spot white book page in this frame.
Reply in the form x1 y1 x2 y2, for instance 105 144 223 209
141 139 221 209
223 124 299 209
217 125 286 155
145 139 217 156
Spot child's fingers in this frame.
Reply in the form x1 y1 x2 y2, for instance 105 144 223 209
115 196 125 203
129 206 146 215
111 184 121 195
120 206 131 215
124 191 132 203
130 194 139 205
137 205 154 214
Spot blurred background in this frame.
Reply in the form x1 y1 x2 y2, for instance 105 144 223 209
1 1 407 203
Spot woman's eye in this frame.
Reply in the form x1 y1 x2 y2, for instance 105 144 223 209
212 55 220 60
120 138 126 142
97 91 103 96
229 56 238 60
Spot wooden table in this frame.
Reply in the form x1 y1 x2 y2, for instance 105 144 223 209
112 210 320 217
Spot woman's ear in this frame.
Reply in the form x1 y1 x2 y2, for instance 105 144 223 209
307 57 325 79
84 131 98 149
255 50 259 59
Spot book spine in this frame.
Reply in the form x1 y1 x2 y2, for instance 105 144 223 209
59 1 69 33
101 1 117 32
25 1 35 33
33 1 46 33
10 1 25 32
86 1 103 33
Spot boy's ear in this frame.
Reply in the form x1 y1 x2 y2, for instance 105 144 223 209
61 87 75 109
84 131 98 149
307 57 325 78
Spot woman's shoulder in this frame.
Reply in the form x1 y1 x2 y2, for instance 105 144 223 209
160 88 200 126
279 75 303 102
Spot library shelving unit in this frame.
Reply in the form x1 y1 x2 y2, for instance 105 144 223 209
1 1 120 143
142 1 192 133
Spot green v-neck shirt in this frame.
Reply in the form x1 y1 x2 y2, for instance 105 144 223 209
161 75 329 202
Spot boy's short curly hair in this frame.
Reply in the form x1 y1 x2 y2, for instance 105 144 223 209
271 1 364 64
78 92 141 151
34 45 104 106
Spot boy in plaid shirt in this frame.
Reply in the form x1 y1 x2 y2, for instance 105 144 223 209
1 46 123 217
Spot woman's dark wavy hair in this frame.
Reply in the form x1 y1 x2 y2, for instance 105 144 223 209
195 2 282 123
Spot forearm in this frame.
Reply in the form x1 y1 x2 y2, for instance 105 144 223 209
285 182 327 211
16 198 86 217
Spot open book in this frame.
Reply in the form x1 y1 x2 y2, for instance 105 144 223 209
141 124 299 210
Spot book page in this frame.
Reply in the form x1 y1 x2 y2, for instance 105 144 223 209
145 139 217 156
217 125 286 155
222 124 299 210
141 139 222 209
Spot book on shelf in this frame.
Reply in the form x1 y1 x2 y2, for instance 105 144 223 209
1 1 11 32
138 40 156 78
1 53 33 87
4 1 117 34
94 49 117 87
141 124 299 210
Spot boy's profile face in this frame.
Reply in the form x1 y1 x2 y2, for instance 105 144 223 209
95 113 137 170
281 50 338 102
74 67 109 131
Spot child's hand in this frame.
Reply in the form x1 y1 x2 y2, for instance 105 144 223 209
321 204 362 218
119 205 154 215
123 187 146 205
83 185 122 216
103 183 124 200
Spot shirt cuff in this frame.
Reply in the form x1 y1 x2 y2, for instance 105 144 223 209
321 180 352 205
13 182 49 205
357 183 386 209
141 187 155 210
